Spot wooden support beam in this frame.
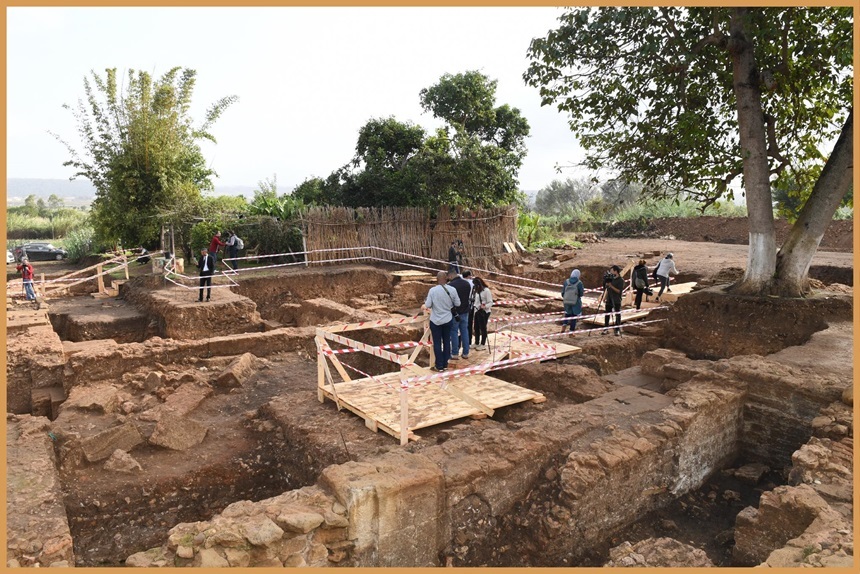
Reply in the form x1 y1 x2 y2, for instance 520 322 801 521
443 385 495 417
399 387 409 446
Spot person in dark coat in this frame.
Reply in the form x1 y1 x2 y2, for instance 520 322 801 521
197 248 215 302
631 259 653 310
447 269 472 360
603 265 625 336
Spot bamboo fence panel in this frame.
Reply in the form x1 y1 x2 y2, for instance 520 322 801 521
303 205 518 268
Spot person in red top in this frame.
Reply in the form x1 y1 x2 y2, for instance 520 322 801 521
16 256 39 308
208 231 226 264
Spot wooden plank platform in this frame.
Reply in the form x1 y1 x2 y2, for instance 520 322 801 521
582 308 652 325
319 369 545 442
527 287 601 308
391 270 433 280
655 281 697 302
490 329 581 359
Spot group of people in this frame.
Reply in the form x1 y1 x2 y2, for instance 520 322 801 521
560 252 679 336
196 230 244 302
422 268 494 372
206 230 243 270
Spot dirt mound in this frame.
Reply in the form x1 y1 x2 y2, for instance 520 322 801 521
666 287 852 360
606 217 852 252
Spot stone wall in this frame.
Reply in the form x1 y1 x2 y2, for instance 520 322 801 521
6 414 75 567
127 375 748 567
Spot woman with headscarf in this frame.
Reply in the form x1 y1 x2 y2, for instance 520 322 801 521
560 268 585 333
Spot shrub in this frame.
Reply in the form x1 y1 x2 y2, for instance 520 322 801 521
64 226 97 263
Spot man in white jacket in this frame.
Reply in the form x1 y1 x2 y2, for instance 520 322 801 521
654 253 679 301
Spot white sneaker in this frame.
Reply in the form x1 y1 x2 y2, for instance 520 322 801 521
449 355 461 361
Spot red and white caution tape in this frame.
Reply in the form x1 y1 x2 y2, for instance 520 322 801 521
322 340 430 355
325 313 425 332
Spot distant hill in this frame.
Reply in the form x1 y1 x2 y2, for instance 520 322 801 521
5 179 258 208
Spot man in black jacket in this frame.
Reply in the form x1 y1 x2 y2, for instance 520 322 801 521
198 248 215 302
603 265 625 336
447 269 473 360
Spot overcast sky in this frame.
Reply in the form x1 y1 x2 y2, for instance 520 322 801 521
7 6 590 193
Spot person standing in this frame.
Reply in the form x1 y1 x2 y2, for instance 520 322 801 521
224 231 238 270
631 259 652 310
654 253 679 301
209 231 226 264
447 240 461 274
461 270 475 345
603 265 624 336
560 268 585 333
471 277 493 350
16 256 39 309
447 269 472 361
197 248 215 302
422 270 460 372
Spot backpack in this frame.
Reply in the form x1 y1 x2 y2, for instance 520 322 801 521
634 268 648 290
235 236 244 250
562 279 580 306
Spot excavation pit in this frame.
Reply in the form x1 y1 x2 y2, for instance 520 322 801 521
5 240 853 568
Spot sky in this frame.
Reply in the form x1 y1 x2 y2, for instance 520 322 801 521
6 6 590 193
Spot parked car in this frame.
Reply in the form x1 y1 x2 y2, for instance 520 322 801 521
13 242 68 261
7 250 14 264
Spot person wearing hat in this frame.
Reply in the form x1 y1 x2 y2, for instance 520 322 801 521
603 264 625 336
654 253 679 301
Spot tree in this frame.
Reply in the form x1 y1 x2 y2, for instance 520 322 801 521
53 67 237 248
292 177 326 206
524 7 852 296
47 194 64 210
534 177 599 216
419 71 530 207
328 71 530 210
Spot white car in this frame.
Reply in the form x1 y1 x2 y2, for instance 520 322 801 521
7 250 14 264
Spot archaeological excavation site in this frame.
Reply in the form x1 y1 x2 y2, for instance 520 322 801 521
5 213 854 568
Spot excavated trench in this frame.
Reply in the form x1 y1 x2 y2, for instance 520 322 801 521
11 264 851 567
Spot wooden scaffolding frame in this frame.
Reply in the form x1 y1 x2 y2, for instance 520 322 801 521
315 314 573 445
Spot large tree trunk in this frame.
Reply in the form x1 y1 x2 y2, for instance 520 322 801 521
773 109 853 297
728 8 777 295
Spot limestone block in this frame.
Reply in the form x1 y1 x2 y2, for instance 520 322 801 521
62 383 120 414
841 384 852 405
216 353 256 388
193 548 228 568
606 537 714 568
149 414 207 451
277 511 325 534
733 462 769 485
139 382 212 422
640 349 689 378
241 515 284 547
80 422 144 462
103 449 143 473
733 484 832 566
223 548 250 567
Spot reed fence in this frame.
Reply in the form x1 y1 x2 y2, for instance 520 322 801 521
303 205 518 268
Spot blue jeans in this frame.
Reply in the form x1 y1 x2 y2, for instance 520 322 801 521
23 280 36 301
429 319 453 370
450 313 470 357
448 261 460 274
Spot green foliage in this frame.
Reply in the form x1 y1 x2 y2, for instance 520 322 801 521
6 208 89 240
201 194 249 217
534 177 599 216
53 67 237 249
517 211 542 247
524 7 853 209
189 221 221 254
328 71 530 210
242 217 304 260
292 177 326 205
532 238 583 249
63 225 97 263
